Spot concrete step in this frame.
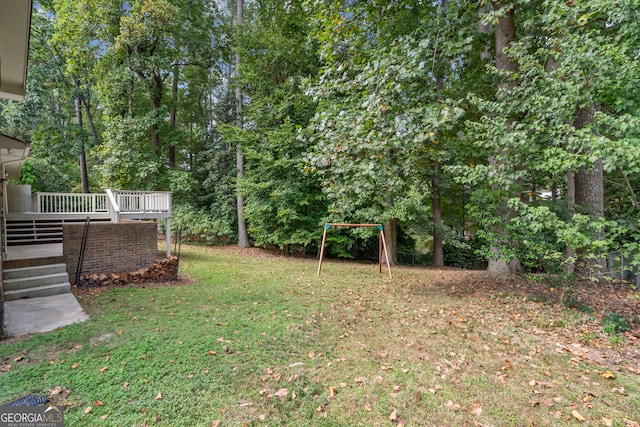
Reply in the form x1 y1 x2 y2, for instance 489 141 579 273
4 282 71 301
4 263 68 280
3 272 70 291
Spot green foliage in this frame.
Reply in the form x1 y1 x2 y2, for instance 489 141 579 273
4 0 640 273
171 203 235 243
602 312 631 336
238 122 327 250
17 159 72 193
443 239 487 270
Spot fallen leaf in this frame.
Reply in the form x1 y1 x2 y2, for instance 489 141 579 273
14 355 25 362
291 391 297 400
601 371 615 379
94 400 104 406
207 350 217 356
104 355 110 362
100 414 109 420
100 366 109 373
389 408 398 422
542 398 555 407
470 404 483 416
601 418 612 427
445 400 461 411
363 403 372 412
83 406 93 415
211 422 221 427
611 387 627 395
123 382 129 389
1 365 11 372
328 386 335 397
274 388 289 399
71 363 79 369
155 392 163 400
572 410 586 421
141 407 147 414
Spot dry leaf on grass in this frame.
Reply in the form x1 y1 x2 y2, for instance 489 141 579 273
445 400 461 411
470 405 483 416
274 388 288 399
83 406 92 415
571 410 586 421
601 371 615 379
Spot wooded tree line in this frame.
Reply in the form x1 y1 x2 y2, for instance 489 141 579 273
1 0 639 276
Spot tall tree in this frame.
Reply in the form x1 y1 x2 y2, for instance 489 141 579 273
235 0 250 247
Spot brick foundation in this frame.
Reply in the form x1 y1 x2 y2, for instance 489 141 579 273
63 221 158 279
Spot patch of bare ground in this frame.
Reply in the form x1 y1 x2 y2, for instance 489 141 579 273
396 264 640 369
222 244 640 366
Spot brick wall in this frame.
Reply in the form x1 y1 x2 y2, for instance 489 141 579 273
63 221 158 279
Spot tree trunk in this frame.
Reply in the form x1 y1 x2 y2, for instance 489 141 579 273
169 64 178 168
383 219 397 265
149 73 163 154
487 2 519 275
432 162 444 267
128 76 135 117
235 0 249 248
564 170 576 274
71 78 100 147
75 96 90 193
573 107 605 277
431 0 447 268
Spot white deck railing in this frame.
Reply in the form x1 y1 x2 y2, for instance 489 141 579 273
33 192 108 214
30 190 171 220
8 189 172 257
108 190 172 213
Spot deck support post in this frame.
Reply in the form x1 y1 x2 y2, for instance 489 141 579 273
165 218 171 257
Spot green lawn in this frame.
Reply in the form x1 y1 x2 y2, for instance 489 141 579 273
1 245 639 426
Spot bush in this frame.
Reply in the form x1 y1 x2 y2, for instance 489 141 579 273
443 239 487 270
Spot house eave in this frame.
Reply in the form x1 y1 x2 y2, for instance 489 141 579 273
0 0 33 102
0 133 30 181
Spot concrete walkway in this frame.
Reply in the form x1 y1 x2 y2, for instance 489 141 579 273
3 293 89 337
